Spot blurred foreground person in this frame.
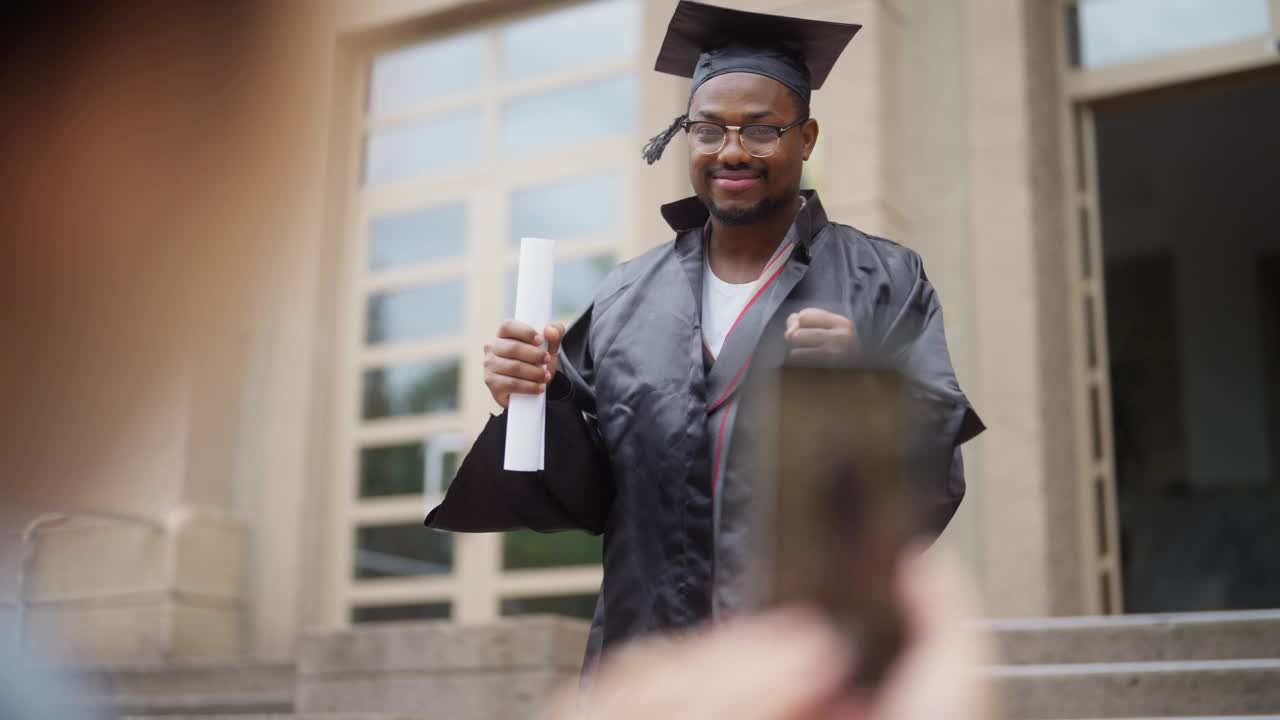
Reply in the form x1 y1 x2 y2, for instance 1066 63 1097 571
544 547 997 720
1 2 327 512
428 0 984 673
1 3 328 718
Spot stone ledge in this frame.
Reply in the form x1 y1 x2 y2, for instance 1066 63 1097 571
990 610 1280 664
86 692 292 717
27 600 243 664
297 667 573 719
299 615 589 676
35 660 296 719
5 507 247 664
13 509 242 604
992 659 1280 719
67 660 296 697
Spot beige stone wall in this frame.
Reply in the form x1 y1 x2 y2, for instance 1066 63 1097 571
230 28 347 662
9 511 244 663
633 0 694 254
1020 0 1086 617
961 0 1087 616
899 0 986 580
965 0 1055 616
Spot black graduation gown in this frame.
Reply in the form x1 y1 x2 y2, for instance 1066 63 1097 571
425 190 984 670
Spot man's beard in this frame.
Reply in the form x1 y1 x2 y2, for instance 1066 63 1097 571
700 187 795 226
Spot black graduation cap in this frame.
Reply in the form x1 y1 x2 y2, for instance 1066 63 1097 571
642 0 861 165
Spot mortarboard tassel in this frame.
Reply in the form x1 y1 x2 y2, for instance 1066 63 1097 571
641 113 687 165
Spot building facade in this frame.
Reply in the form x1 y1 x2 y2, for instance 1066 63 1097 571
3 0 1278 664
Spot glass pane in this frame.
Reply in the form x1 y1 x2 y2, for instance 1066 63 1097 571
1094 476 1109 555
502 529 602 570
1085 295 1099 369
362 357 460 420
352 602 451 623
365 109 482 186
1080 206 1093 279
509 172 623 245
1073 109 1087 191
440 451 461 487
502 74 635 157
369 32 488 114
506 255 615 321
1074 0 1271 69
359 442 425 497
358 433 463 498
1090 384 1104 461
424 433 465 495
369 204 466 271
554 255 614 319
1065 2 1082 68
500 593 598 620
366 279 463 345
502 0 640 82
354 525 452 579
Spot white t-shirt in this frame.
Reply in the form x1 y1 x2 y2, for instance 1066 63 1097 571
702 198 803 357
702 256 756 357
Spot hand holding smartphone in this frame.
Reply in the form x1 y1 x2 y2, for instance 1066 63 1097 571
749 366 923 689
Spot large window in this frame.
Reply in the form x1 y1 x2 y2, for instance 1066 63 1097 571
1066 0 1272 70
334 0 637 626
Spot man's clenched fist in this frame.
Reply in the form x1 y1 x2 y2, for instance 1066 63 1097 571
785 308 857 361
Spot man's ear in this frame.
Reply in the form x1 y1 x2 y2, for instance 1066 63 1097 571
802 118 820 161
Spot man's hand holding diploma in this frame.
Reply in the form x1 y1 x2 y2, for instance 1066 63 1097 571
484 320 567 408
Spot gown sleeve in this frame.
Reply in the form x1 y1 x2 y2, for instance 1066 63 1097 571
423 306 613 534
873 252 985 536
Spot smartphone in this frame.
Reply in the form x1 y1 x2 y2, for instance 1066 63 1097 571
748 365 920 689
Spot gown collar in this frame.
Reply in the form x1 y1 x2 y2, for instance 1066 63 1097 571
666 189 829 257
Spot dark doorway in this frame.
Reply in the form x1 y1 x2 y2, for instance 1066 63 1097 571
1096 68 1280 613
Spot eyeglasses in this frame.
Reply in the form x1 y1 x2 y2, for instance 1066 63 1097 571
680 116 809 158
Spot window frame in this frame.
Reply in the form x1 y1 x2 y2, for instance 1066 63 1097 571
325 1 637 628
1052 0 1280 615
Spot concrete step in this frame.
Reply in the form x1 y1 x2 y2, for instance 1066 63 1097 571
66 661 295 717
121 716 427 720
994 659 1280 719
113 711 1280 720
990 610 1280 665
297 616 587 719
56 613 1280 718
93 692 292 717
114 714 1280 720
95 659 1280 719
120 711 1274 719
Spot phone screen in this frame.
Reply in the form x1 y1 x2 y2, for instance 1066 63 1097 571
748 366 920 689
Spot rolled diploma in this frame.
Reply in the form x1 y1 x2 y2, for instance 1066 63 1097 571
504 237 556 471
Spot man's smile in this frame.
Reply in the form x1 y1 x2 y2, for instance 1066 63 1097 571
711 168 763 192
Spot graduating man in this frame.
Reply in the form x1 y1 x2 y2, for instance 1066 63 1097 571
426 1 984 670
